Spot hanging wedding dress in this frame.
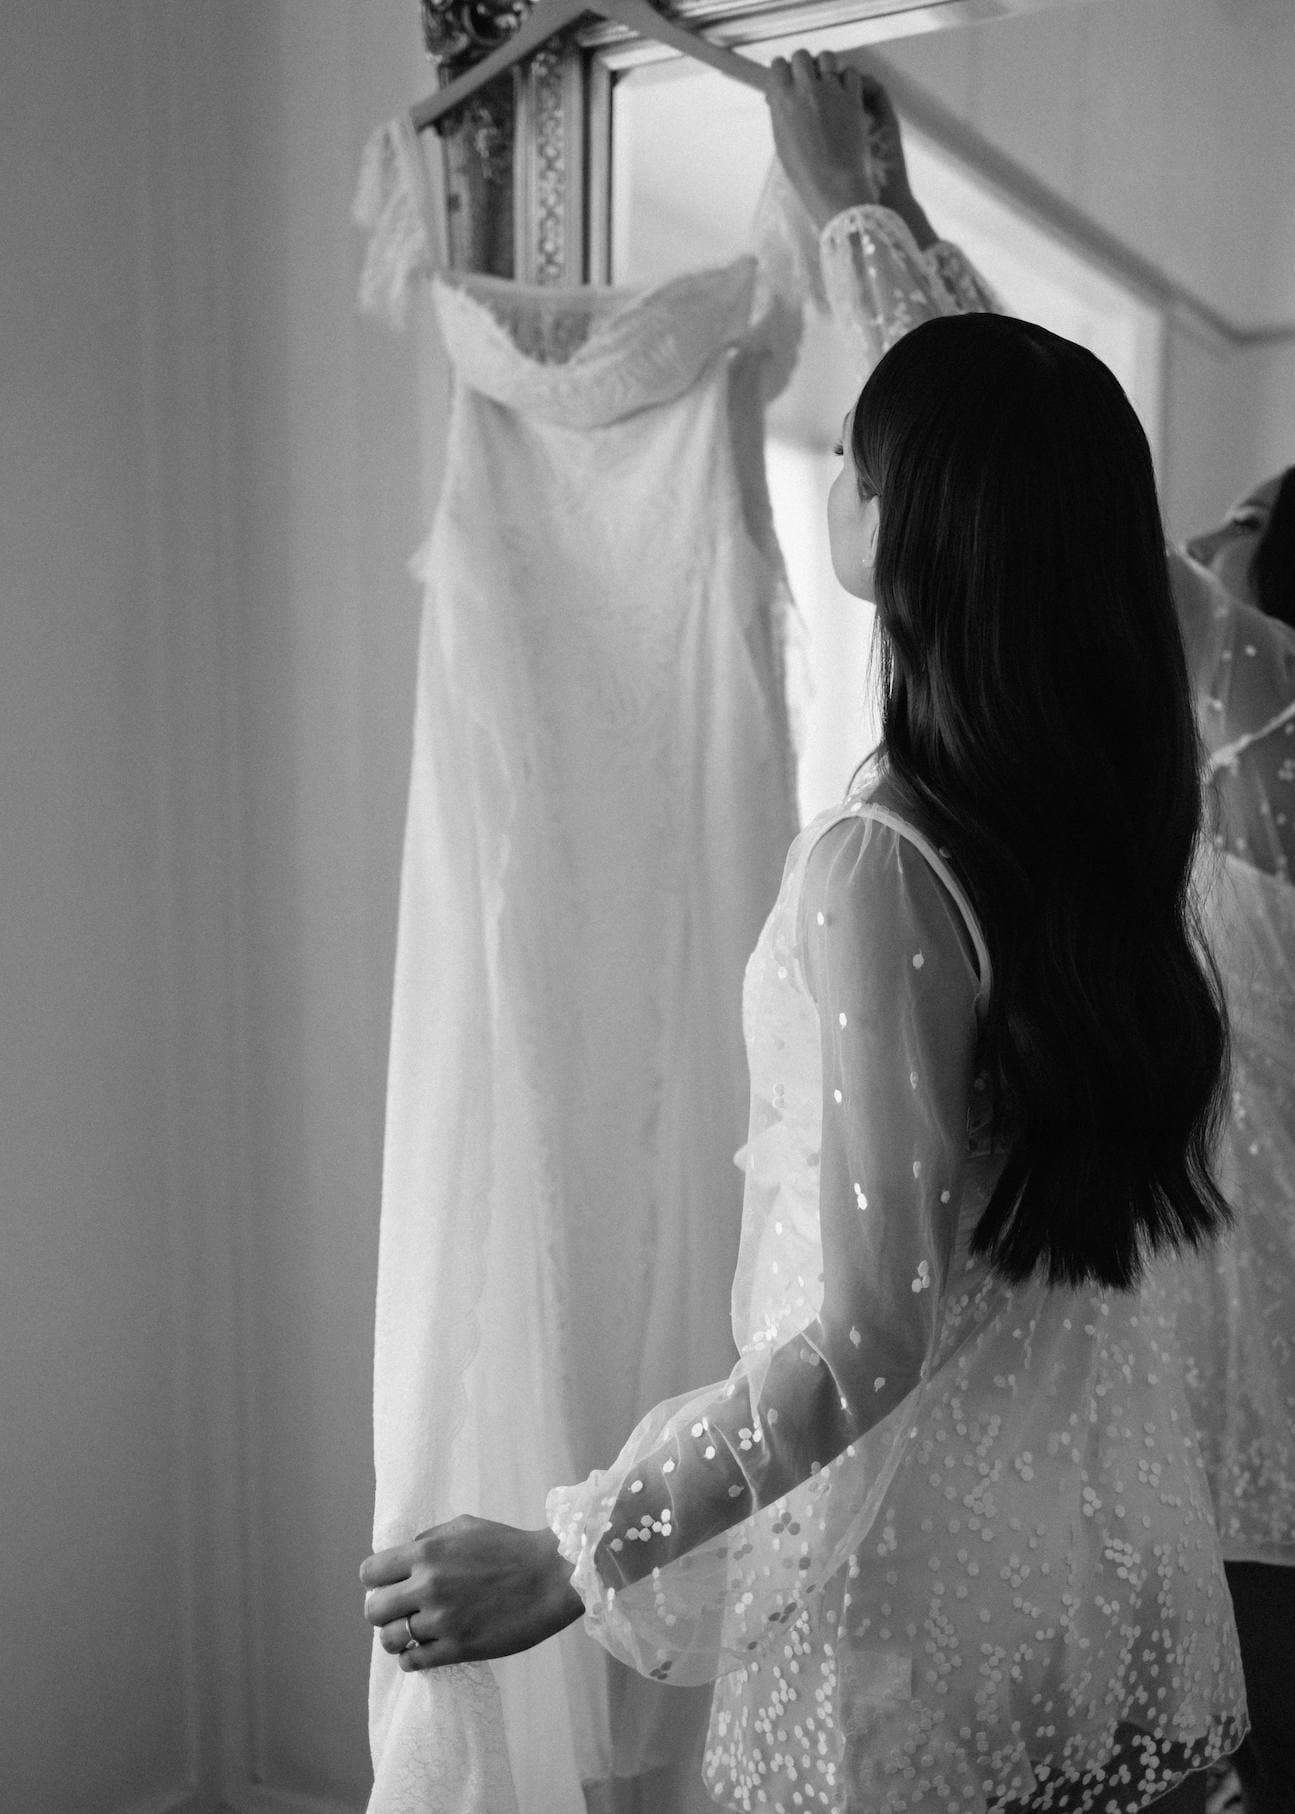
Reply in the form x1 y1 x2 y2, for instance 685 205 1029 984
353 118 802 1813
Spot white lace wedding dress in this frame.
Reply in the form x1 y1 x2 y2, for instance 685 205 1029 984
354 118 801 1814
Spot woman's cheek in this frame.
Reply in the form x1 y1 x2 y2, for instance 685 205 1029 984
827 474 862 597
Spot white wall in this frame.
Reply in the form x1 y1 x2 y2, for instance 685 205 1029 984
1 2 438 1808
881 0 1295 329
216 4 431 1799
0 6 193 1806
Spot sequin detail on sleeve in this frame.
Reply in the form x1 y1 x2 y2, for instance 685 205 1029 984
817 203 1005 383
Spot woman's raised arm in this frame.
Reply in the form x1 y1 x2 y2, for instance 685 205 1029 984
766 55 1003 376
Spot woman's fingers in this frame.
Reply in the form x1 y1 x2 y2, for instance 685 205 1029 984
789 46 819 90
769 47 871 104
360 1515 581 1673
763 41 883 227
364 1580 418 1628
398 1632 454 1672
378 1614 416 1655
359 1543 414 1590
378 1608 446 1655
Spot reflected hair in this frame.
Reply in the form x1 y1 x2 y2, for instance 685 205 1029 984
1249 464 1295 630
851 313 1231 1290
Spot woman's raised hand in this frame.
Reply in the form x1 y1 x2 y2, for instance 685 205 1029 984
767 50 878 230
361 1514 584 1671
767 54 934 246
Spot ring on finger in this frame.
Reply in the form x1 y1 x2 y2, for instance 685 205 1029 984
403 1614 420 1652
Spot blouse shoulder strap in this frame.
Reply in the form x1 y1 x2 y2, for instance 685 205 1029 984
852 802 992 1006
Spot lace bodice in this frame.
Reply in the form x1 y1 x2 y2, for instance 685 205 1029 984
430 261 763 428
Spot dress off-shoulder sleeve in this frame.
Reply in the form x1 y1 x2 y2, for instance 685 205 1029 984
547 812 984 1684
818 203 1005 380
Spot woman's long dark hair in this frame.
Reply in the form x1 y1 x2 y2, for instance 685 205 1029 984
1250 464 1295 630
851 313 1231 1289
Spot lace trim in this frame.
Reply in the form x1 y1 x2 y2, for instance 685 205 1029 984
819 203 955 294
815 203 1006 383
429 260 762 428
817 204 958 377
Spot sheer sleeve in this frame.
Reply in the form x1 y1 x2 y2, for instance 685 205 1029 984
546 813 982 1683
1169 546 1295 878
818 203 1005 381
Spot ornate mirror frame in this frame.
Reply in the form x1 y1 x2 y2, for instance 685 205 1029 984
420 0 1077 283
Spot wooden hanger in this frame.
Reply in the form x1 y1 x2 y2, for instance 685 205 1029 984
411 0 771 134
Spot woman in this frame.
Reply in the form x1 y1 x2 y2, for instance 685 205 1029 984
362 285 1246 1803
758 59 1295 1812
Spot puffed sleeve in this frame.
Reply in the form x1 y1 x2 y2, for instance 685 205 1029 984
818 203 1005 380
546 814 982 1683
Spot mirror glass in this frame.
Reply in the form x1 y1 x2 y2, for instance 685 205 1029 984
610 0 1295 820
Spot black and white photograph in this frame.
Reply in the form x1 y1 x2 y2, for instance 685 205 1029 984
2 2 1292 1811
